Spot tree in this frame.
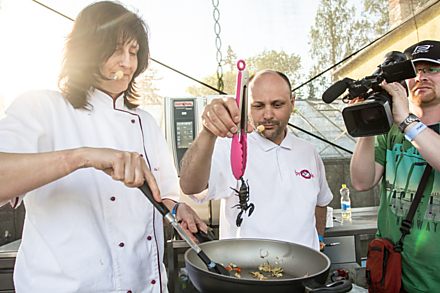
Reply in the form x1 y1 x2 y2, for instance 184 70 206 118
360 0 389 37
309 0 359 78
186 71 239 97
305 0 433 98
187 48 302 98
307 0 390 95
223 45 238 72
136 65 163 107
245 49 302 82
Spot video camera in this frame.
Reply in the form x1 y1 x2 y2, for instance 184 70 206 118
322 51 416 137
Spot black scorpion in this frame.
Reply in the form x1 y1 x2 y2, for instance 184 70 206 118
230 177 255 227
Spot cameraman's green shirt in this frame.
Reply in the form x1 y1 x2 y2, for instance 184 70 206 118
375 123 439 293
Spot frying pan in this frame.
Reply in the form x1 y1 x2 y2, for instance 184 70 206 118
185 238 352 293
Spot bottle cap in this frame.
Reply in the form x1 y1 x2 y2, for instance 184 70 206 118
342 184 346 188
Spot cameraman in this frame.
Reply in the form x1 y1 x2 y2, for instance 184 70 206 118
351 40 440 293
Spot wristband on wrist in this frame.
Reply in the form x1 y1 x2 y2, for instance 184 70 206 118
172 202 183 216
405 122 427 141
318 235 324 242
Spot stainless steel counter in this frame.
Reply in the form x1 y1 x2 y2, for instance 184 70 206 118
0 239 20 293
326 206 378 237
325 206 378 266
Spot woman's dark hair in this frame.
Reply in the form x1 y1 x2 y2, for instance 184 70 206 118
58 1 149 109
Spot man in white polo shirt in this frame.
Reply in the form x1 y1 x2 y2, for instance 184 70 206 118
180 70 333 251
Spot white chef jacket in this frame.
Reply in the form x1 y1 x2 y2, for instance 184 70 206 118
0 89 179 293
189 131 332 251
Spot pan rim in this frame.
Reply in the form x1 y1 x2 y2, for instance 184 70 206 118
184 238 331 284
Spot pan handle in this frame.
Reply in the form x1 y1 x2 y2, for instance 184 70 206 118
138 183 200 253
138 183 169 216
193 229 214 243
307 280 352 293
139 182 215 243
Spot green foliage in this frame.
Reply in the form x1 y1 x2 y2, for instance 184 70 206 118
186 71 240 97
245 49 302 82
186 46 302 98
361 0 389 36
309 0 358 73
306 0 395 97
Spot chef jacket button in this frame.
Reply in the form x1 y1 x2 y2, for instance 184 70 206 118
131 119 135 123
119 242 125 247
140 154 143 157
127 291 132 293
110 196 116 201
151 280 156 284
147 236 152 240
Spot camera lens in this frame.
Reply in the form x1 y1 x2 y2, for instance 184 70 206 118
360 108 382 124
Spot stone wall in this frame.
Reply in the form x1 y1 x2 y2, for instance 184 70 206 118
324 158 381 210
0 203 25 246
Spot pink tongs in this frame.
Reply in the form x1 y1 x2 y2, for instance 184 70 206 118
231 60 249 180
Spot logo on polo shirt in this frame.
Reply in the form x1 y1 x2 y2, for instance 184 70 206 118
295 169 314 179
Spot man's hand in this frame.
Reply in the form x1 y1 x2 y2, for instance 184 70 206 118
201 97 253 138
380 81 410 125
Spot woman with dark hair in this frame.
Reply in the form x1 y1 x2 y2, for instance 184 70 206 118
0 1 205 292
58 0 150 109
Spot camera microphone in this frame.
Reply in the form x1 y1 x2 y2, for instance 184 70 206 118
322 77 353 104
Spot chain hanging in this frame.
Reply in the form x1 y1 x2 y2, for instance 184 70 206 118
212 0 223 91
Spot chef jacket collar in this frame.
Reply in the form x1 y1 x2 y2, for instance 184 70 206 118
89 88 126 110
250 128 293 152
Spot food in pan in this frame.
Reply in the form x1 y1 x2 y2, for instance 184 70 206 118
226 262 242 278
257 260 283 278
249 271 268 280
259 249 269 259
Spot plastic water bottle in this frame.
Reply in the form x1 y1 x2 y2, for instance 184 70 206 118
340 184 352 220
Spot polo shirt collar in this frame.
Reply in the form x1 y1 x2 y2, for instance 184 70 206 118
250 128 293 152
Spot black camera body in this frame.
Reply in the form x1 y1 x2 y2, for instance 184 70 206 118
322 51 417 137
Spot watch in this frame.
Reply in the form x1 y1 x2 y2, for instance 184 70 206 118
398 114 420 133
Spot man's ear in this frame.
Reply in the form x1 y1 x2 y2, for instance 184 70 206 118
290 94 296 112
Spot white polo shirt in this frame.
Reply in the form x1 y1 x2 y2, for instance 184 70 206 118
190 131 332 251
0 89 179 293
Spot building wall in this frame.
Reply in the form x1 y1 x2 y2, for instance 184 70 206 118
333 0 440 81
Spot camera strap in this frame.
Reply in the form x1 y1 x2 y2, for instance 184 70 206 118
394 163 432 252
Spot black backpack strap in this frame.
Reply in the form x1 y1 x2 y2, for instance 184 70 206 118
395 163 432 251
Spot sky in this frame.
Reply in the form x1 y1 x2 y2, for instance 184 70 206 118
0 0 361 108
